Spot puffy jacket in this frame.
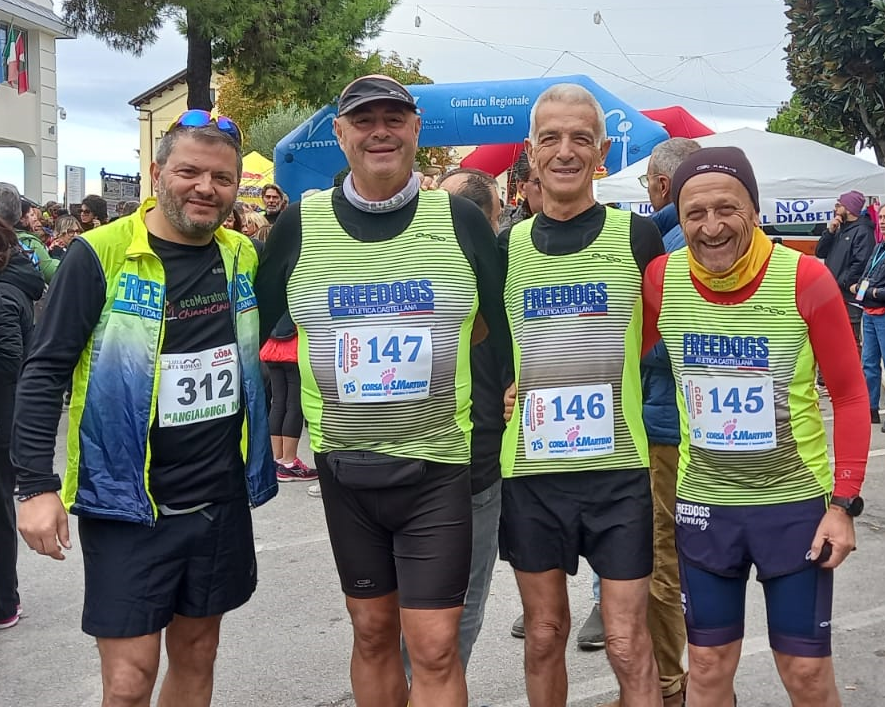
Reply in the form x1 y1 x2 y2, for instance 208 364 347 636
642 203 681 446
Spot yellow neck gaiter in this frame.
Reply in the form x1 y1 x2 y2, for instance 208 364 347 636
688 227 773 292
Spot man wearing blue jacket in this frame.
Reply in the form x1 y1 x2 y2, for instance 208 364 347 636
641 137 700 706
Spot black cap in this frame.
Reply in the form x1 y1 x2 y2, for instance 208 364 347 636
671 146 760 216
337 75 417 116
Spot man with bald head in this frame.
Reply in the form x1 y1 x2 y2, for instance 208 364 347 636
643 146 869 706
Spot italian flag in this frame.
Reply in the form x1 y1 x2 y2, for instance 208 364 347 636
2 28 28 94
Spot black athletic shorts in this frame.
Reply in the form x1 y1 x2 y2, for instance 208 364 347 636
78 498 257 638
499 468 653 579
317 453 472 609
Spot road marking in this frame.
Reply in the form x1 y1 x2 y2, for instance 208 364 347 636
254 533 329 553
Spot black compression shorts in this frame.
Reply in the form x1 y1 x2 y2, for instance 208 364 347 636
317 454 472 609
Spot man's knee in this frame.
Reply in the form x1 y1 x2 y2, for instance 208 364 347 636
525 614 570 662
778 655 835 697
165 617 222 672
102 659 159 706
349 599 401 654
687 645 738 685
408 629 461 674
605 629 652 673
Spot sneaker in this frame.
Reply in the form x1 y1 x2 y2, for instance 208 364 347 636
576 604 605 650
872 409 881 424
511 614 525 639
276 461 318 482
0 612 19 629
307 484 322 498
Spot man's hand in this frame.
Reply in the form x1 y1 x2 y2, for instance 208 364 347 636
827 214 843 233
416 173 437 191
503 383 517 422
808 506 856 569
18 492 71 561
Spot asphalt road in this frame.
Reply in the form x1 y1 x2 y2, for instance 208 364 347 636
2 396 884 706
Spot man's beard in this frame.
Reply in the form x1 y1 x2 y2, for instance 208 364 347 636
157 179 227 240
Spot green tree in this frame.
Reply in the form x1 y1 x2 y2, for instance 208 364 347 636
785 0 885 164
61 0 396 110
766 95 855 154
247 103 317 160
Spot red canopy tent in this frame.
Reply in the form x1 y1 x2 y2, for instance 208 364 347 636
459 106 713 176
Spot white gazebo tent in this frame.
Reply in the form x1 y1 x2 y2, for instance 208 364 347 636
596 128 885 227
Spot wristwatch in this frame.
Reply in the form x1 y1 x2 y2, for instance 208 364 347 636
830 495 864 517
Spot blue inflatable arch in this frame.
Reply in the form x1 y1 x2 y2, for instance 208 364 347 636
274 74 669 200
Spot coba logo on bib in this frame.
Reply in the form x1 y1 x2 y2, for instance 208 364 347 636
523 282 608 319
338 332 362 373
327 280 435 318
212 347 235 366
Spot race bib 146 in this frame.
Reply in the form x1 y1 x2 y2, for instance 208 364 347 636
522 384 615 459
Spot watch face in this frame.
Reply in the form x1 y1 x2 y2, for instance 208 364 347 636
849 497 865 516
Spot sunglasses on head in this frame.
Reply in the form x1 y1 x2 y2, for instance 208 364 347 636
168 109 243 146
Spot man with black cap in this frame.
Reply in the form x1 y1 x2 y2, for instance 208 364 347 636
255 74 510 707
643 146 870 706
815 189 875 361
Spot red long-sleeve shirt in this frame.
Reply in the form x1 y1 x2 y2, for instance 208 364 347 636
643 252 869 497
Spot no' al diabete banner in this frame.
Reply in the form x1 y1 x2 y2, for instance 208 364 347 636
632 197 837 226
274 74 669 200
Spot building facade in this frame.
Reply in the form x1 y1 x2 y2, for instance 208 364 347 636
129 69 218 198
0 0 70 203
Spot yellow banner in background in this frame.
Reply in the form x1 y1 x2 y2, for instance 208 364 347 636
238 151 274 205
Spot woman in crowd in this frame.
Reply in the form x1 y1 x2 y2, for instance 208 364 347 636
48 215 82 260
0 217 45 629
259 312 316 482
241 210 268 238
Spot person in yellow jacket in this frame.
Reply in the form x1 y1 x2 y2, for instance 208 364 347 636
13 111 276 707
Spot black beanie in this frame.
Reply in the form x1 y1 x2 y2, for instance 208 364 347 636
671 146 760 216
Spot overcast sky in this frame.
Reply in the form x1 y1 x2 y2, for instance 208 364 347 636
1 0 794 198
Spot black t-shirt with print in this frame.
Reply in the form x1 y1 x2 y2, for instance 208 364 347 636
147 234 246 507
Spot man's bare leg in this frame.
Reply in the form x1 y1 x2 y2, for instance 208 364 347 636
347 593 409 707
96 633 161 707
401 605 466 707
157 614 223 707
515 568 570 707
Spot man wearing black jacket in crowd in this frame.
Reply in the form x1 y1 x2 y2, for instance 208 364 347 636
815 190 875 356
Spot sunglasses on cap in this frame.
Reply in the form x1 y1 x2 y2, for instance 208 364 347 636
168 110 242 146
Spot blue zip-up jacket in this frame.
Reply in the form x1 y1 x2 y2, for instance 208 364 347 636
12 200 277 523
642 203 682 445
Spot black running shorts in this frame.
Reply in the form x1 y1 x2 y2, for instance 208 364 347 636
317 454 472 609
499 468 653 579
78 498 257 638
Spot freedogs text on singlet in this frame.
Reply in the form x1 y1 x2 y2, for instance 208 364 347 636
682 332 770 370
328 279 435 318
523 282 608 319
